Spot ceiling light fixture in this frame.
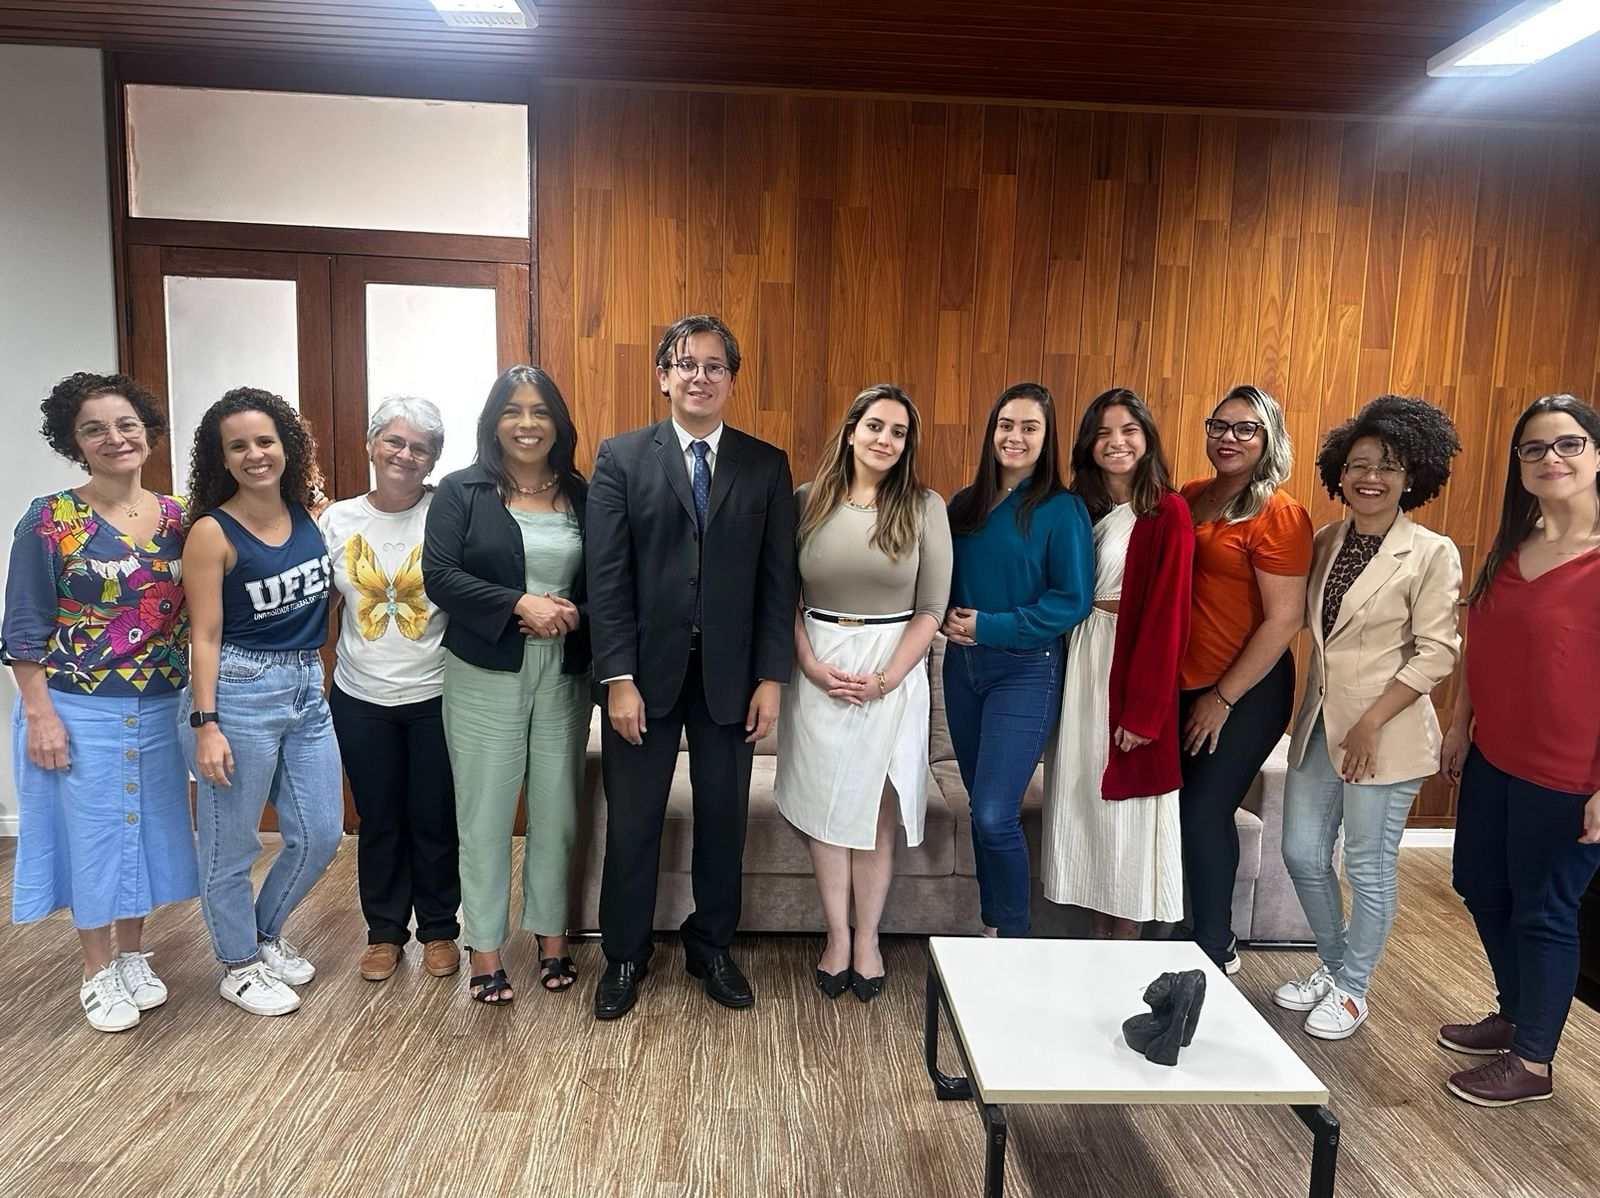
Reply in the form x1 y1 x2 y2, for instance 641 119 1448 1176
1429 0 1600 76
425 0 538 30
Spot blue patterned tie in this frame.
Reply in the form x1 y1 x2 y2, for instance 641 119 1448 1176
691 440 711 629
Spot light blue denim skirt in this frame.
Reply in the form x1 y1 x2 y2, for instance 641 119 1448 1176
11 689 200 927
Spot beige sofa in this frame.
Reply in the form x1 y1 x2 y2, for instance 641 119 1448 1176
570 639 1316 944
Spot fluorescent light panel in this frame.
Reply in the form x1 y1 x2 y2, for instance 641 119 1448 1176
1429 0 1600 76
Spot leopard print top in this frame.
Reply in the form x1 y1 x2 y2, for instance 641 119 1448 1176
1321 529 1385 637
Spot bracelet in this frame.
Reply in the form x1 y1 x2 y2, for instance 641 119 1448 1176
1212 687 1235 712
875 671 888 696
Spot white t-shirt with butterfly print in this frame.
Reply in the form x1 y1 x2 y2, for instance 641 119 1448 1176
318 493 447 706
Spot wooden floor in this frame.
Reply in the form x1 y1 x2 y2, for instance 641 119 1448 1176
1 843 1597 1198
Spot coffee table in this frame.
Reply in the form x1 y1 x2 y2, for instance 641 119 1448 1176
924 938 1339 1198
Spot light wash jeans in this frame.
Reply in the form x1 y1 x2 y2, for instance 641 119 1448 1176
1281 717 1421 997
181 646 343 967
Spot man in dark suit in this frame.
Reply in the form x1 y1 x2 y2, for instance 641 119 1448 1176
585 314 798 1019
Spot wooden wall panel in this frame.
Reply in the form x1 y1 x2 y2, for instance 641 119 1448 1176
538 83 1600 825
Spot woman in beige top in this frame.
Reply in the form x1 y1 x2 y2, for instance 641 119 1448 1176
773 384 952 1003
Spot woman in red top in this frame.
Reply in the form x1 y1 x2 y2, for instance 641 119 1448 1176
1179 385 1313 972
1437 393 1600 1108
1043 389 1193 939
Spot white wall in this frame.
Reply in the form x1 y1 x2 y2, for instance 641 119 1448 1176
0 46 119 834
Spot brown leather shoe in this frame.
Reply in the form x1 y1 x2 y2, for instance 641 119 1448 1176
423 940 460 978
1447 1053 1553 1107
1438 1012 1516 1055
359 942 402 982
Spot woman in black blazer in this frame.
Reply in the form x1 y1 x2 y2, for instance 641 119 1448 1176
422 365 592 1005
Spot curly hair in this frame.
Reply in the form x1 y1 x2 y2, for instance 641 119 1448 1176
1314 394 1461 512
186 387 323 523
39 372 168 466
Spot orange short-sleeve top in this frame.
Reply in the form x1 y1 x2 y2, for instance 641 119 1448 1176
1178 480 1313 690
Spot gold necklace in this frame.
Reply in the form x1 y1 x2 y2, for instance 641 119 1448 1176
509 476 557 497
843 493 877 512
88 485 146 519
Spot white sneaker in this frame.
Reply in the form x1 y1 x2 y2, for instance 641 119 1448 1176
1305 985 1367 1040
80 963 141 1032
1273 964 1335 1012
1220 937 1242 976
220 961 302 1016
257 936 315 985
116 950 168 1011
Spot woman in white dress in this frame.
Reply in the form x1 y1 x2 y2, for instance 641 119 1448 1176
773 384 952 1002
1043 388 1194 938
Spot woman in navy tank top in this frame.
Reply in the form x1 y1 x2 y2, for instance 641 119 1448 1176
179 388 342 1018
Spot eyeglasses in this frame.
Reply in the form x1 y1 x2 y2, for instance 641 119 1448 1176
1341 461 1404 480
377 433 436 461
1514 435 1590 463
671 358 730 383
76 418 145 442
1203 418 1262 442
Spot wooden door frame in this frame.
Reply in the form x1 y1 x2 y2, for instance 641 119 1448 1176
125 245 335 495
329 256 532 493
105 50 540 378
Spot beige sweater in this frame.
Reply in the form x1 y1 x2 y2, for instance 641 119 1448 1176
794 485 952 620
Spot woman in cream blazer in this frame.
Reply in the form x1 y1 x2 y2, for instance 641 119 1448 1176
1273 396 1463 1040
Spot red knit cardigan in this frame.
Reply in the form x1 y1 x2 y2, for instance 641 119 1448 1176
1101 491 1194 800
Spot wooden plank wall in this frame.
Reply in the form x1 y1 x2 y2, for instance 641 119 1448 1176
537 83 1600 825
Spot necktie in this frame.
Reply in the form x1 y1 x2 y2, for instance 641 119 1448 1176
691 440 710 629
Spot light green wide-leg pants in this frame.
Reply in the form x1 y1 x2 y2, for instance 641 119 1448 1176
442 644 590 949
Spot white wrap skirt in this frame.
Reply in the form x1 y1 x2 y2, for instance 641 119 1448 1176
773 609 929 850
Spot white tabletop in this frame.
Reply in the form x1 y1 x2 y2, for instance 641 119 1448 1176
929 938 1329 1106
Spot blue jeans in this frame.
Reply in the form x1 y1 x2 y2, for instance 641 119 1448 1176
1282 718 1421 998
1453 745 1600 1064
181 646 343 967
943 640 1063 937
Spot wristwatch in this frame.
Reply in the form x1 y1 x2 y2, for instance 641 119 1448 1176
188 710 220 728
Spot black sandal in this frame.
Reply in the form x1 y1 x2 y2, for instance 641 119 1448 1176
539 956 578 992
469 968 514 1004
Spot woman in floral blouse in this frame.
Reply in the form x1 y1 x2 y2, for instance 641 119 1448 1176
2 372 197 1033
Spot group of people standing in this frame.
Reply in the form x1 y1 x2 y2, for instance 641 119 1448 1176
6 311 1598 1111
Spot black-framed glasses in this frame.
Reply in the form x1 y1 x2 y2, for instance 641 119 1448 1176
377 433 436 461
76 418 145 442
1514 435 1590 463
1203 417 1262 442
1341 460 1404 480
672 358 729 383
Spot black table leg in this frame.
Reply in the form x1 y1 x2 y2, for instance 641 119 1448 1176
980 1100 1008 1198
1293 1104 1340 1198
925 963 973 1100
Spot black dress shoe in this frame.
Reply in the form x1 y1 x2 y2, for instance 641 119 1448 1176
686 953 754 1009
816 967 851 999
593 959 648 1021
850 969 885 1003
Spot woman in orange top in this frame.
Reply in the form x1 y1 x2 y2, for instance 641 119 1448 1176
1179 384 1313 972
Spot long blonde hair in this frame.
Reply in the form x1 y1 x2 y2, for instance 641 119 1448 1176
798 384 926 561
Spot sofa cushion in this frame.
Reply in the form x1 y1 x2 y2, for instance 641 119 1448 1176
639 755 956 877
927 638 955 764
934 759 1262 882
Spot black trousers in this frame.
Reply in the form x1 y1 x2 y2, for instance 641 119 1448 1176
598 648 755 967
1178 651 1295 963
328 684 461 945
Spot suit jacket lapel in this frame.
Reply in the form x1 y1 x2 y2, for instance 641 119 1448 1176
705 427 746 526
652 421 698 525
1328 514 1416 642
1308 522 1344 654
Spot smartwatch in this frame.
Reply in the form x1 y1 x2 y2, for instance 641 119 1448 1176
188 710 220 728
